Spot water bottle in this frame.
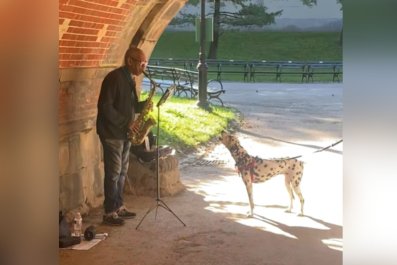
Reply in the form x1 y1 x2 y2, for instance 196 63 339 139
72 212 82 237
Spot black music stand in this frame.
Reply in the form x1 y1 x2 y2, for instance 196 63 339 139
136 85 186 229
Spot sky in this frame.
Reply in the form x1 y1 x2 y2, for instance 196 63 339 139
183 1 343 20
256 0 342 19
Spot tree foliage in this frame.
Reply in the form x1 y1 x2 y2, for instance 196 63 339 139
170 0 282 59
300 0 317 7
169 0 342 58
171 0 282 28
221 3 282 26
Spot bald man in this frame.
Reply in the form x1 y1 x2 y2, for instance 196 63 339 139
96 47 148 226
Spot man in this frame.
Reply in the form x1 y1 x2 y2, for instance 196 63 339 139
96 47 149 226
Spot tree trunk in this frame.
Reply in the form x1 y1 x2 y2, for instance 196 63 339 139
208 0 221 59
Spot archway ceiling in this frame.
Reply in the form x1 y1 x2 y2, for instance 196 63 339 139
59 0 187 69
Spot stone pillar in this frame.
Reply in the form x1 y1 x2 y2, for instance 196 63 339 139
126 151 185 197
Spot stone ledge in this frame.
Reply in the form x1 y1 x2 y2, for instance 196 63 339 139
126 152 185 197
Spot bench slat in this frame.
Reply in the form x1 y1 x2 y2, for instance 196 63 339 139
146 65 226 106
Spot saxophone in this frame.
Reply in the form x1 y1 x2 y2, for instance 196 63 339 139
128 71 157 146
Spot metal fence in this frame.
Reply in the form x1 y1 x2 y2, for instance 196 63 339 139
148 58 343 83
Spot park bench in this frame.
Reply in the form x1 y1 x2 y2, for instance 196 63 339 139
145 65 226 106
207 60 250 82
145 65 179 93
173 68 225 106
248 61 281 82
307 62 342 82
276 62 308 82
148 58 342 83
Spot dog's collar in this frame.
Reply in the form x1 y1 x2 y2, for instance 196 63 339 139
236 156 259 182
229 144 240 155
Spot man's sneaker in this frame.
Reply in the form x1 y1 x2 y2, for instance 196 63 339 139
117 206 136 219
103 212 125 226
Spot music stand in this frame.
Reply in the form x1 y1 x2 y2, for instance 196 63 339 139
136 85 186 229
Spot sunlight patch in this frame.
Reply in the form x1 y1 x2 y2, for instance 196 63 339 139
322 238 343 251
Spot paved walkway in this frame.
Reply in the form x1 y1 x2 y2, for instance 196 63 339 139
60 82 343 265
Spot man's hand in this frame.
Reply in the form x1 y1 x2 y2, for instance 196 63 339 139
128 121 139 134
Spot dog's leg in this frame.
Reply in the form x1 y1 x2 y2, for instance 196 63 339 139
242 174 254 217
292 184 304 216
284 178 294 213
292 162 305 216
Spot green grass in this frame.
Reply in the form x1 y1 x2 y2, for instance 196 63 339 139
142 93 238 152
150 31 342 82
151 31 342 61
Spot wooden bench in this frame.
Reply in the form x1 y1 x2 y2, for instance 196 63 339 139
146 65 226 106
307 62 342 82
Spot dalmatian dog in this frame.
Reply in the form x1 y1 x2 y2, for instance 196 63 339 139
219 131 305 217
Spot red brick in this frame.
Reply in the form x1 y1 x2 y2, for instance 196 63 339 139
60 11 79 20
99 36 116 43
85 54 105 60
107 25 122 31
105 31 117 37
59 40 77 47
120 3 132 10
59 47 80 53
62 5 125 21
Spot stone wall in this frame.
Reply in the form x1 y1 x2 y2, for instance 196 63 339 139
127 153 185 197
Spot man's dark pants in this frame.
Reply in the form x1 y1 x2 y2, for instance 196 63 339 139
100 138 131 214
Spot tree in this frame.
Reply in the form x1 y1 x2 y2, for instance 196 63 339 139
337 0 343 46
170 0 342 58
300 0 317 7
171 0 282 59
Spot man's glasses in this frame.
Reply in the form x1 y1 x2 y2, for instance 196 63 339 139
140 61 148 68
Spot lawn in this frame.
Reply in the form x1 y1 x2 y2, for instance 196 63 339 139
142 93 238 152
151 31 342 62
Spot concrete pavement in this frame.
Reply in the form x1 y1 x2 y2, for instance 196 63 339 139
60 81 343 265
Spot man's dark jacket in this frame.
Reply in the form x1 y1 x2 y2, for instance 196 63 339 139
96 66 145 140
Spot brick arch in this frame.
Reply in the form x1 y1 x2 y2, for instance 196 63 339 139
59 0 186 68
58 0 187 213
